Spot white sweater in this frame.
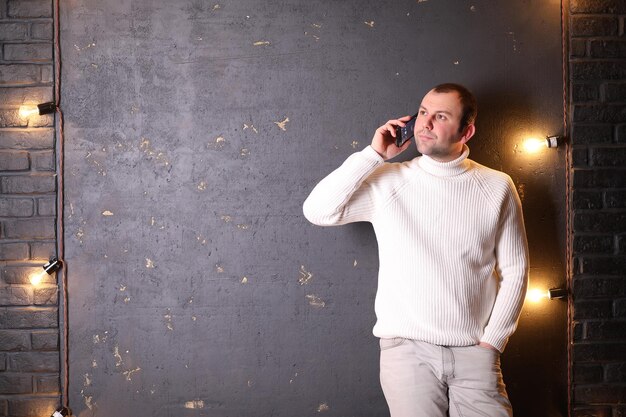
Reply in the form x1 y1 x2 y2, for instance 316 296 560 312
303 145 529 352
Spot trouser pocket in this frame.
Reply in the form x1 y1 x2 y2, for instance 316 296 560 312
379 337 406 351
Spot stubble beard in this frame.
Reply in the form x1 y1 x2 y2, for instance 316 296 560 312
416 130 438 156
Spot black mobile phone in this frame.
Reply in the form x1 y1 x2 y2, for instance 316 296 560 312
395 113 417 147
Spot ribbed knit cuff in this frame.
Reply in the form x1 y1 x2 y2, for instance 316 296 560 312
361 145 385 163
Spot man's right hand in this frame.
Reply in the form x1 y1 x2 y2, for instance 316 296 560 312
371 115 414 160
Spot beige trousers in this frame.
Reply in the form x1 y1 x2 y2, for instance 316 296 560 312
379 338 513 417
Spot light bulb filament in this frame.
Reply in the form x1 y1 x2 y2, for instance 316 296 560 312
19 105 40 118
526 288 550 303
522 137 548 153
29 269 47 286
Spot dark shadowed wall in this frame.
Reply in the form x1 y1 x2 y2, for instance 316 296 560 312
59 1 565 416
568 1 626 416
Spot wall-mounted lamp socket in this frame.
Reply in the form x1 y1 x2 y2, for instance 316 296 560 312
52 406 71 417
548 287 567 300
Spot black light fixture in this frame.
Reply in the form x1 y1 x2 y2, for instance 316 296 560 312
36 102 57 115
548 287 568 300
18 101 57 118
43 258 62 274
546 135 563 149
526 285 568 303
52 406 71 417
522 135 564 152
29 258 63 286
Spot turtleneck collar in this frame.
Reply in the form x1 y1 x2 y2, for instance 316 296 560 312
417 144 471 177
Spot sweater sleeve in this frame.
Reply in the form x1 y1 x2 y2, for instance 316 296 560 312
480 177 529 352
303 146 384 226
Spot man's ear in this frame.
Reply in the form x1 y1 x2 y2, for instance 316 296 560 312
460 124 476 144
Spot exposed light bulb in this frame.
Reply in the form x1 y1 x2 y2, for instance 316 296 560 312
30 258 62 286
522 135 561 153
526 288 550 303
19 105 40 118
29 269 47 286
18 102 56 118
523 137 547 153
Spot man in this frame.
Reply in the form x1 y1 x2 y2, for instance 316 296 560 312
303 83 528 417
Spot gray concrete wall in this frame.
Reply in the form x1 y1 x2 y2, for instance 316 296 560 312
60 1 565 416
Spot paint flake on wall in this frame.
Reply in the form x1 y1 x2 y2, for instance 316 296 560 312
274 117 290 131
306 294 325 308
208 135 226 150
289 372 299 384
85 152 107 177
243 123 258 133
140 137 171 167
305 24 321 41
81 390 94 410
93 331 108 344
299 265 312 285
123 367 141 381
150 216 166 229
164 309 174 330
75 224 84 243
220 214 251 230
184 400 205 409
74 42 96 52
74 218 87 243
113 345 123 367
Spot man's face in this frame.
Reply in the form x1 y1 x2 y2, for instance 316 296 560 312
413 89 474 162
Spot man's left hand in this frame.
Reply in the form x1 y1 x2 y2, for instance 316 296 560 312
478 342 499 352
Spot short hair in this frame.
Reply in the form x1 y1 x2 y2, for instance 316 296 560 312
432 83 478 132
